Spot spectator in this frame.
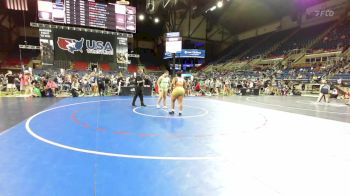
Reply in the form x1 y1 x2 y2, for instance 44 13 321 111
5 71 16 95
45 78 58 97
71 76 80 97
22 71 32 95
317 80 330 103
330 87 338 99
97 73 105 96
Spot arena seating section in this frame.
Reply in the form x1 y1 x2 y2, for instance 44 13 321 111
271 22 333 56
1 37 40 68
312 20 350 51
213 20 347 63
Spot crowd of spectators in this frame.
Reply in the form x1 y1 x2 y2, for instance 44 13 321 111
1 57 350 99
0 70 159 98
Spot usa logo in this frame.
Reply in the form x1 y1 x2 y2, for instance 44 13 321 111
57 37 84 54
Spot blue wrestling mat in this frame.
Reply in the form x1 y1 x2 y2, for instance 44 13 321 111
1 96 350 196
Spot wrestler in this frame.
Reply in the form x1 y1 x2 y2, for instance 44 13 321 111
157 71 170 109
169 72 185 116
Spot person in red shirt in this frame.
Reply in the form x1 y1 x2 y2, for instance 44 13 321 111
45 78 58 97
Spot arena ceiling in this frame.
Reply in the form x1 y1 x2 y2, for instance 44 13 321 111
1 0 330 36
214 0 330 34
135 0 330 34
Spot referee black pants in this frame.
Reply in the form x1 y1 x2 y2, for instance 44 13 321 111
132 87 144 106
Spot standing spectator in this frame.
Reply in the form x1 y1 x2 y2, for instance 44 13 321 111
90 72 98 96
71 76 80 97
97 73 105 96
317 80 330 103
22 71 32 95
5 71 16 95
144 75 152 87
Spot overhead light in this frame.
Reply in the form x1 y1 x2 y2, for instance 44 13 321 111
154 17 159 23
139 14 145 21
217 1 223 8
210 6 217 11
116 0 130 5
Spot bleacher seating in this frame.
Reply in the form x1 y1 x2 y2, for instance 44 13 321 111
145 65 160 71
128 64 138 73
1 37 40 68
73 61 89 71
100 63 111 71
243 29 295 59
313 20 350 51
271 22 333 56
211 22 336 65
332 73 350 81
215 34 270 63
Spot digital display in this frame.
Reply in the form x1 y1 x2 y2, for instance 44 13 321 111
164 49 205 59
38 0 53 22
166 32 180 38
37 0 136 33
165 37 182 53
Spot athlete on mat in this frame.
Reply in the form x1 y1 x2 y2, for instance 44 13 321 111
157 71 170 109
169 72 185 116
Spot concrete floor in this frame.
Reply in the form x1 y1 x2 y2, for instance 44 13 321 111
210 96 350 123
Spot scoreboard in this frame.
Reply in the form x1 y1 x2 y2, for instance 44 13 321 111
64 1 116 30
37 0 136 33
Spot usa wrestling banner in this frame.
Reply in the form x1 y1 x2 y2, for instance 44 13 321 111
53 29 117 63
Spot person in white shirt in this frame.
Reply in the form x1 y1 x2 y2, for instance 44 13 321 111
330 88 338 99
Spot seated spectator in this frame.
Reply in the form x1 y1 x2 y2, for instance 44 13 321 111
330 87 338 99
32 81 42 97
45 78 58 97
195 81 201 92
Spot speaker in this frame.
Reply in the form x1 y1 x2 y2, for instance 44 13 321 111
146 0 155 14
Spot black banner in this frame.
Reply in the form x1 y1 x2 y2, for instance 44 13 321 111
53 29 116 63
116 35 128 64
39 28 54 65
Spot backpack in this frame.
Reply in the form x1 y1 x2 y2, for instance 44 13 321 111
321 84 330 94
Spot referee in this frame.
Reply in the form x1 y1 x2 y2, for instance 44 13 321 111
132 69 146 107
